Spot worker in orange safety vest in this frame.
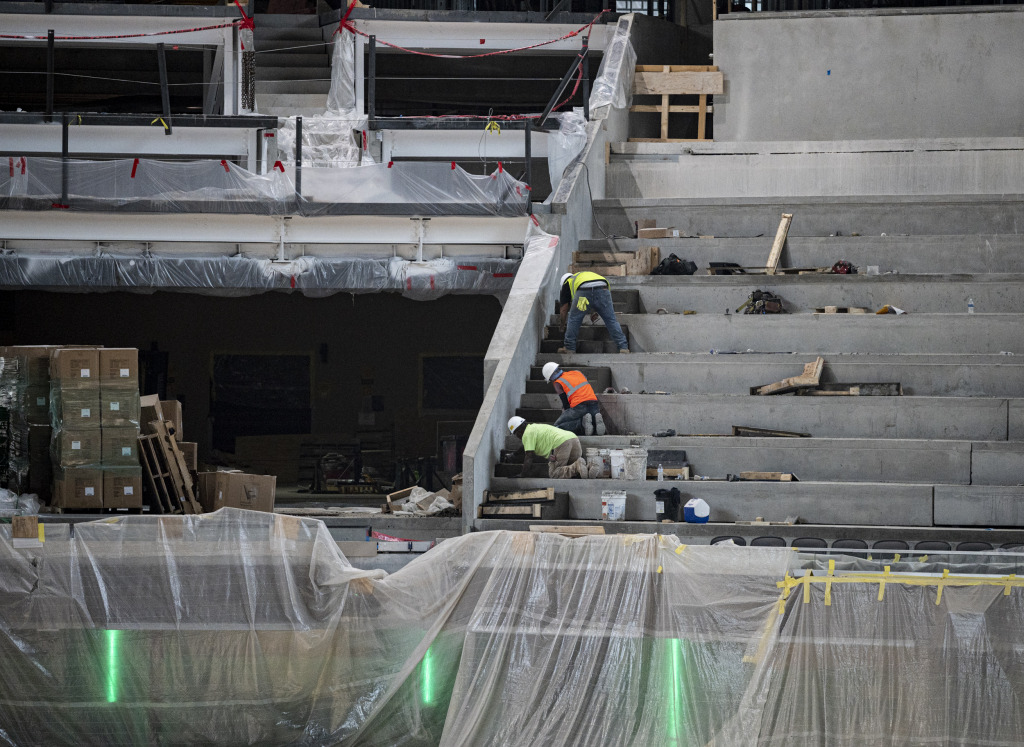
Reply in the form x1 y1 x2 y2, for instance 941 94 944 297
541 361 606 436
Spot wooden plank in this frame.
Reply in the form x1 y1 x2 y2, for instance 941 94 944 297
740 471 798 482
573 251 641 264
646 466 691 479
754 356 824 395
697 94 708 140
795 382 903 396
150 420 201 514
636 65 717 72
630 105 715 114
479 503 543 518
484 487 554 503
138 434 177 514
530 524 606 536
569 263 626 276
766 213 793 275
633 71 724 96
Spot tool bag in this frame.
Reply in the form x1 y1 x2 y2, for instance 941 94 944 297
738 289 786 314
830 260 857 274
650 254 698 276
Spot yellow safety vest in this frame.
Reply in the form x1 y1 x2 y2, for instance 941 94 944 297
567 271 606 298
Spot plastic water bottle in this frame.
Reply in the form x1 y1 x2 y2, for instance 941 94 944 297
657 464 664 482
968 298 975 314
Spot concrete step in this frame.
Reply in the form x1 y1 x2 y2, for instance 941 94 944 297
578 235 1024 275
255 93 328 117
256 53 331 67
616 313 1024 355
488 475 936 524
544 352 1024 398
498 434 984 485
592 196 1024 239
605 275 1024 315
252 13 321 28
256 66 331 81
540 323 631 354
526 365 612 394
254 29 325 42
256 80 332 95
255 38 329 54
516 393 1018 441
256 106 329 118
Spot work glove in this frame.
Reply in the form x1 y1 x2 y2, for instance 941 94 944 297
576 296 590 311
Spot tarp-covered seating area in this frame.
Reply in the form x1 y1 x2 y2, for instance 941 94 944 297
0 510 1022 745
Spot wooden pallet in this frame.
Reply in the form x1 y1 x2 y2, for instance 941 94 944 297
139 420 201 514
629 65 723 142
138 434 180 514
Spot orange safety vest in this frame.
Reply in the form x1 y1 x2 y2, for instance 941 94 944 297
553 370 596 408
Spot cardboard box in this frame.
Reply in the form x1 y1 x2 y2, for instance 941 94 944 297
160 399 183 438
99 348 138 385
101 389 141 428
198 471 276 513
54 389 101 430
103 467 143 509
140 394 162 434
53 467 103 509
54 429 102 467
3 346 61 387
102 426 140 466
178 441 197 472
638 227 680 239
50 348 100 388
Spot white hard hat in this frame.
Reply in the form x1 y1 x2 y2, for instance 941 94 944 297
560 272 572 286
507 416 526 435
542 362 561 382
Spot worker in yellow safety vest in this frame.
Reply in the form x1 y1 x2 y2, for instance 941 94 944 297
557 271 629 354
541 361 607 436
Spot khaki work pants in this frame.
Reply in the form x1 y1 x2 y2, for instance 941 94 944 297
548 437 583 479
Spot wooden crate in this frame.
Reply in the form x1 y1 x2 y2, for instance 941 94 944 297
629 65 723 142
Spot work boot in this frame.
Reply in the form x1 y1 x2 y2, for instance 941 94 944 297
583 414 594 436
594 413 606 436
618 348 630 354
575 458 589 479
588 463 604 479
557 347 573 354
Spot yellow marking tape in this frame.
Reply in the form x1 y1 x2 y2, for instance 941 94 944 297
824 559 835 606
151 117 169 132
484 121 501 134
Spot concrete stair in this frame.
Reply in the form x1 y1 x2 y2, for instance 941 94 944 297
486 158 1024 545
254 15 330 117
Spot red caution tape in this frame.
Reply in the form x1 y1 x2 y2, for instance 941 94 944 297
18 157 25 175
130 158 139 178
387 161 394 168
480 39 486 44
335 0 359 36
232 0 255 33
530 214 540 226
273 160 285 172
451 161 457 170
7 158 12 178
290 276 296 289
220 159 230 172
498 161 503 173
264 132 275 138
493 273 514 278
51 203 69 210
457 265 478 271
430 275 435 290
406 278 412 290
362 130 368 151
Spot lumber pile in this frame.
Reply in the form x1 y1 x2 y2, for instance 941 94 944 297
570 246 659 276
478 487 567 519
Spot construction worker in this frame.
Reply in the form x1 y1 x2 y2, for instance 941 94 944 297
557 271 629 354
507 416 599 479
542 361 606 436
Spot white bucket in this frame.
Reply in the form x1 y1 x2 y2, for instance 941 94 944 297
609 449 625 479
599 448 611 478
601 490 627 521
623 447 648 481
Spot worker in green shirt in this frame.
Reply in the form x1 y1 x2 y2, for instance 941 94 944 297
507 416 600 479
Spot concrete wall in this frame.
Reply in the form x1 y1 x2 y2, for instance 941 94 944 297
714 7 1024 141
4 290 500 464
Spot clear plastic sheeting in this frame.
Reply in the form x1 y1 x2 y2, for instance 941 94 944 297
6 516 1023 745
546 109 588 191
0 489 40 516
326 27 358 115
277 115 369 168
589 16 637 112
0 158 528 217
0 253 520 299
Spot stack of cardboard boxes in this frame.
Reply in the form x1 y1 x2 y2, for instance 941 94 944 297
51 348 142 510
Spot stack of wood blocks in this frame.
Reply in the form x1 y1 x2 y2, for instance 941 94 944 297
478 487 567 519
570 246 659 276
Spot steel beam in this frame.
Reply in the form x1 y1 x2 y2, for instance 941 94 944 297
0 211 527 246
0 13 230 46
348 18 612 53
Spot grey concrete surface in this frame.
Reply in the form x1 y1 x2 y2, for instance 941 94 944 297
543 352 1024 397
520 392 1012 441
580 235 1024 274
592 196 1024 238
618 313 1024 355
488 476 933 524
713 8 1024 141
615 275 1024 314
934 486 1024 527
606 148 1024 199
971 442 1024 486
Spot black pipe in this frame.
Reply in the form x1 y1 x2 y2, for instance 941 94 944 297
538 50 585 129
367 35 376 130
156 43 173 135
60 113 69 207
524 120 532 215
581 35 590 120
295 116 303 200
46 30 54 121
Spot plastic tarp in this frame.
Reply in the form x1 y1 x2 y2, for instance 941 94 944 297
3 514 1024 745
546 109 588 192
589 16 636 112
0 157 528 217
0 253 520 299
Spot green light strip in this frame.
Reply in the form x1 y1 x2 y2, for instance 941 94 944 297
421 645 434 706
668 638 683 743
106 630 120 704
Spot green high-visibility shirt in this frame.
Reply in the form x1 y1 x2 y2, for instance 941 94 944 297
521 423 576 458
